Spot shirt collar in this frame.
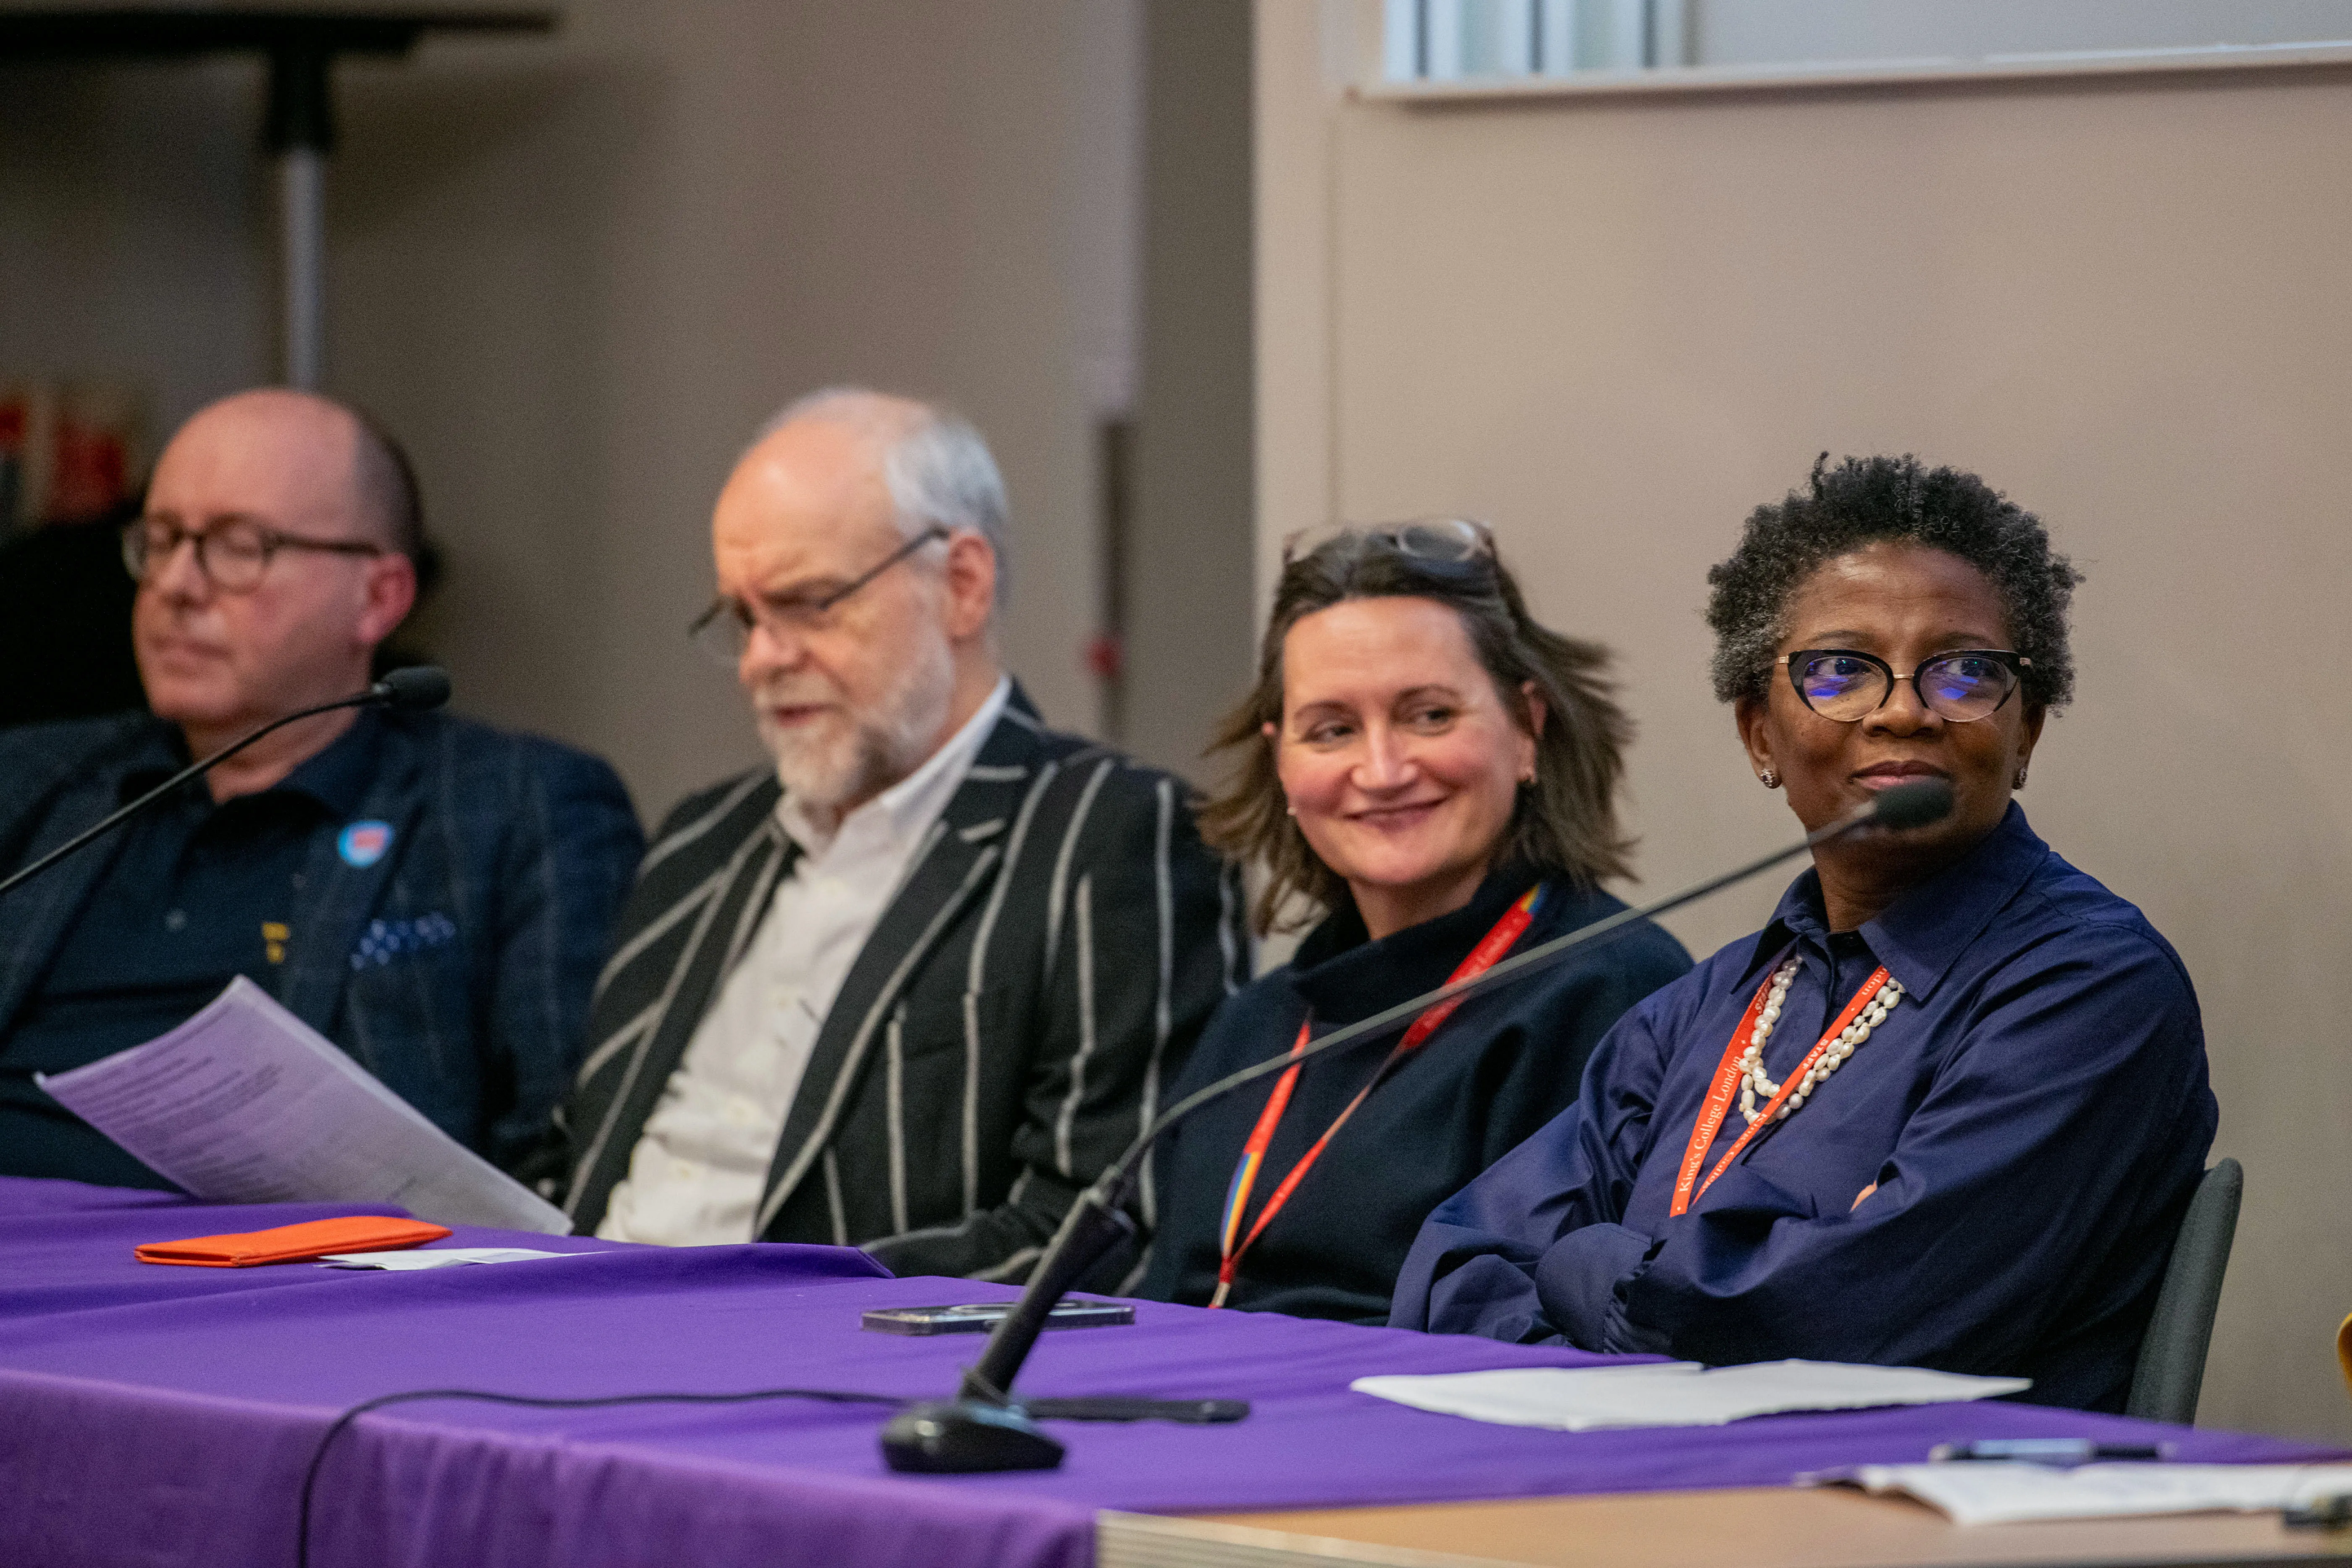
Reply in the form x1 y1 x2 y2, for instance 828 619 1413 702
1751 802 2051 1001
118 708 381 819
1289 860 1545 1025
778 674 1013 858
277 708 383 818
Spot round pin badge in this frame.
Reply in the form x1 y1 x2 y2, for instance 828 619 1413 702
338 821 394 868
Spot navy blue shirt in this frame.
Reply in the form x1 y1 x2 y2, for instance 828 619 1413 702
0 714 379 1188
1139 864 1691 1324
1390 805 2216 1413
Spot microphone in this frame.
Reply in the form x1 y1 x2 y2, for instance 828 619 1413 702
374 664 452 711
0 666 451 901
879 777 1955 1473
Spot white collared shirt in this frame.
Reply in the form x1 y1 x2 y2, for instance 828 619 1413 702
596 677 1012 1245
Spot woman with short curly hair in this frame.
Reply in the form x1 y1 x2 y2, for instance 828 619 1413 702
1137 521 1690 1323
1392 456 2216 1413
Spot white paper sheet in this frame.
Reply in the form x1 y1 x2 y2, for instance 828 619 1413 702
1823 1462 2352 1525
37 977 570 1233
1350 1359 2030 1431
319 1247 572 1270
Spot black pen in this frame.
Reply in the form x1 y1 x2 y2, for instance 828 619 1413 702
1928 1438 2171 1464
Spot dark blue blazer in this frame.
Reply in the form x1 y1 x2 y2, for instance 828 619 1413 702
0 709 643 1173
1138 865 1691 1323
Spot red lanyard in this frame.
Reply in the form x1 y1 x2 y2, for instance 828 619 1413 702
1669 952 1890 1217
1209 884 1545 1308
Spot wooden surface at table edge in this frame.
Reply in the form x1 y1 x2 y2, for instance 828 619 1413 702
1099 1486 2352 1568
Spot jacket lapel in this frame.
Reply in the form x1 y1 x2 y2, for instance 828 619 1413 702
564 782 792 1227
753 709 1049 1236
274 722 428 1052
0 726 164 1033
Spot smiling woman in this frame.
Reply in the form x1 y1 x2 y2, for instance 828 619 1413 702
1134 522 1691 1323
1391 456 2217 1414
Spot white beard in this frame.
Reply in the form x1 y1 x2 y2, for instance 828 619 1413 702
753 628 957 818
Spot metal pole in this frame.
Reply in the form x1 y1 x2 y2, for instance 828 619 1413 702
279 146 325 388
265 41 334 389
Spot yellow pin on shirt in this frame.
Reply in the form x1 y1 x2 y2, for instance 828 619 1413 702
262 922 290 964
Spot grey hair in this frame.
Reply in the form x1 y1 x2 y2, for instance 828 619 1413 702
758 385 1012 600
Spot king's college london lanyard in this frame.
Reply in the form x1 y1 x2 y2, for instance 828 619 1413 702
1669 950 1891 1217
1210 884 1547 1308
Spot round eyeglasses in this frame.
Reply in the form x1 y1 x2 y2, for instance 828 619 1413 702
1786 648 2031 724
688 524 949 666
122 515 383 594
1281 517 1495 569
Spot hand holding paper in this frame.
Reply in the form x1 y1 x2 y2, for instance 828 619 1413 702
39 978 569 1233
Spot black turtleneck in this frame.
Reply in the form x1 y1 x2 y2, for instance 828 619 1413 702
1137 862 1689 1324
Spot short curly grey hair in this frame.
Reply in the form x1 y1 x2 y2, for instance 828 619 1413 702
1704 454 2082 713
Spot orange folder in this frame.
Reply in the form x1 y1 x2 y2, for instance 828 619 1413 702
134 1215 452 1268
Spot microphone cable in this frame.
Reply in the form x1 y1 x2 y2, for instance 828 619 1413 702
293 1375 1236 1564
0 666 452 902
1116 783 1953 1211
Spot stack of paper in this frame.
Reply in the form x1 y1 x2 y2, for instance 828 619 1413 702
1824 1462 2352 1525
319 1248 573 1271
1350 1359 2029 1431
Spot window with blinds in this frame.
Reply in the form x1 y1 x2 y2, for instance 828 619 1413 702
1381 0 2352 84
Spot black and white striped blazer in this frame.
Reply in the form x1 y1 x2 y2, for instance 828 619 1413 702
559 695 1246 1281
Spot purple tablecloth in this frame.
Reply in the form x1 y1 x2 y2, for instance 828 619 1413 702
0 1177 2339 1568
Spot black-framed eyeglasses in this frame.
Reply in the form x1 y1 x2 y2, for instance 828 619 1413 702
1281 517 1495 569
1787 648 2031 724
122 515 383 594
688 524 950 665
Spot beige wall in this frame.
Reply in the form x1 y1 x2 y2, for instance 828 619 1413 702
1127 0 1258 781
335 0 1128 823
1260 3 2352 1440
4 0 1135 823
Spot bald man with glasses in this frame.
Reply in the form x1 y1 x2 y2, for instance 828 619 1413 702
555 388 1243 1285
0 388 642 1189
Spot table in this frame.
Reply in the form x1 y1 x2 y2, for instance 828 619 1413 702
0 1177 2339 1568
1105 1489 2352 1568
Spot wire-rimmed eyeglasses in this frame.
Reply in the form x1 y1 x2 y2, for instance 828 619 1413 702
688 524 949 665
1786 648 2031 724
122 515 383 594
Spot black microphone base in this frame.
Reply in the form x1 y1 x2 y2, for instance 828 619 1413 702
879 1399 1065 1473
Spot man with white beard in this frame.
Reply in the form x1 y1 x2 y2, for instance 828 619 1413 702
556 389 1244 1282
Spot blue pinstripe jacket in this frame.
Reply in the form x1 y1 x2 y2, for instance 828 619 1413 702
0 709 643 1174
559 695 1247 1282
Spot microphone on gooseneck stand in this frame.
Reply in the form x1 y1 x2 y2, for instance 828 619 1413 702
0 666 452 901
879 777 1957 1474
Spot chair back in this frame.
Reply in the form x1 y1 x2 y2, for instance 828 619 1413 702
2125 1157 2242 1425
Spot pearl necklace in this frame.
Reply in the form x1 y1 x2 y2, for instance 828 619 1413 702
1736 958 1904 1124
